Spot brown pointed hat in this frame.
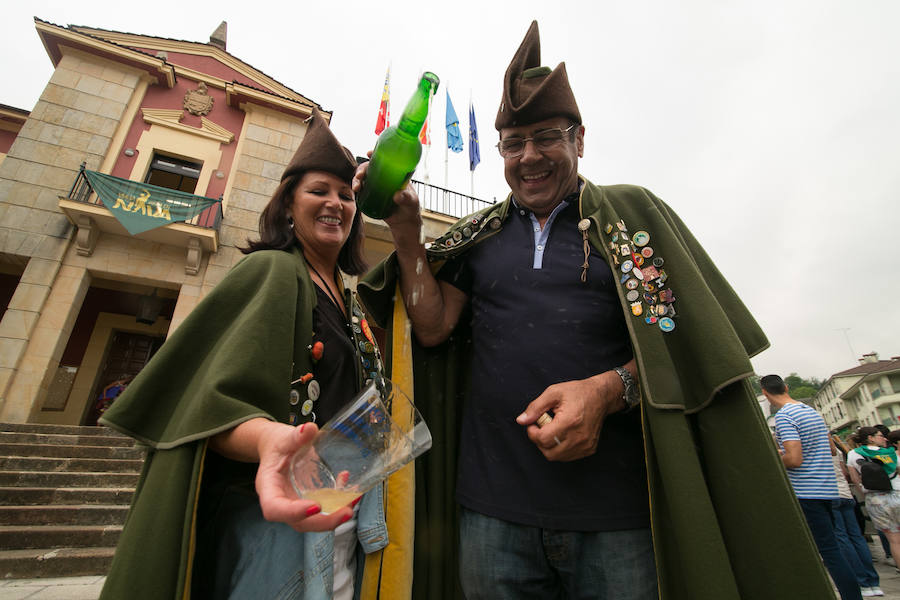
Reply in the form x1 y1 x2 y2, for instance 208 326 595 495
281 108 357 182
494 21 581 130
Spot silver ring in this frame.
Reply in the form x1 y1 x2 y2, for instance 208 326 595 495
553 435 562 446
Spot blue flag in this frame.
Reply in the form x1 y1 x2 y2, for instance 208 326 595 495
468 100 480 171
445 91 464 153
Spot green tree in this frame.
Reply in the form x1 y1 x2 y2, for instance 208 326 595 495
750 372 823 397
790 385 818 399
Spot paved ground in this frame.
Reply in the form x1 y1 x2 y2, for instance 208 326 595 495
2 543 900 599
0 575 105 599
863 540 900 597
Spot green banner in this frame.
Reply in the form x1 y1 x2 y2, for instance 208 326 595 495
83 170 220 235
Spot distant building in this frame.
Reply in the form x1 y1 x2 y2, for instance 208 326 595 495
0 105 29 167
810 352 900 435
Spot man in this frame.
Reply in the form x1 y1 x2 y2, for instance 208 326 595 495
357 21 834 599
764 374 863 599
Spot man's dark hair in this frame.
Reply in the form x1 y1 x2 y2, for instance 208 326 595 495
874 424 891 436
240 172 367 275
760 374 787 395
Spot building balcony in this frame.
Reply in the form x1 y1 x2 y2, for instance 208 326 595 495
58 164 221 275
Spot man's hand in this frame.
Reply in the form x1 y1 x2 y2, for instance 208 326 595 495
516 366 631 462
351 151 467 347
351 155 422 249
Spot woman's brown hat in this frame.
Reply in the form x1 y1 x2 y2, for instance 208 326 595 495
281 108 357 183
495 21 581 130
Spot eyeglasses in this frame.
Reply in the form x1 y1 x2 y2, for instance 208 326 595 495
496 125 577 159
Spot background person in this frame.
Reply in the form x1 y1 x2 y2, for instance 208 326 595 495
764 374 862 600
847 426 900 571
100 109 409 600
831 436 882 596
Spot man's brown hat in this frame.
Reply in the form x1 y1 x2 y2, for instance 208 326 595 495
495 21 581 130
281 108 357 182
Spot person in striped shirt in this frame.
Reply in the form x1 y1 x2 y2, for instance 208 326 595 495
765 374 863 600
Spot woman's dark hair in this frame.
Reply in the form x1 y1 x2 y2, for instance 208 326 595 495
856 426 882 444
241 172 367 275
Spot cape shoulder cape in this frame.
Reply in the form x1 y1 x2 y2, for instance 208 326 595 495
358 177 833 599
100 246 414 599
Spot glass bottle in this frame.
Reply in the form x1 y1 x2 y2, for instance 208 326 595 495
357 72 440 219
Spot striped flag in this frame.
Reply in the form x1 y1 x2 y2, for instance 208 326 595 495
374 65 390 135
419 82 434 145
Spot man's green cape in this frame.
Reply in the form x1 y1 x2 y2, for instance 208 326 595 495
358 177 834 599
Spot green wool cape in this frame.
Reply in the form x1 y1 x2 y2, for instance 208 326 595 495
98 246 410 599
357 177 834 599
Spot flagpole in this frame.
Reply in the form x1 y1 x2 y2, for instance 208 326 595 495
469 90 474 197
386 60 391 129
444 85 450 188
422 79 432 183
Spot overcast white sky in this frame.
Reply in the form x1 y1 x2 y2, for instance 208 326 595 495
3 0 898 382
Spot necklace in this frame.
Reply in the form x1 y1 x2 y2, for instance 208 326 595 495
304 258 349 324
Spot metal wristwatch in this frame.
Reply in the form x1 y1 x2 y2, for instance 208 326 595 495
614 366 640 411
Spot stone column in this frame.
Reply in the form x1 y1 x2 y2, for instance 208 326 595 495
0 263 89 422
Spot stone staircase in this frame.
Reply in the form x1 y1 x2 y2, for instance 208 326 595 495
0 422 144 579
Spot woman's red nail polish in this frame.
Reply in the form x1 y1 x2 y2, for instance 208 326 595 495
340 512 352 523
298 423 307 434
305 505 321 517
350 496 361 507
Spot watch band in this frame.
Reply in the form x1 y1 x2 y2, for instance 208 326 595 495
614 366 640 411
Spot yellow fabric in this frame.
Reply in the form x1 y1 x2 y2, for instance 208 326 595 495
360 283 416 599
180 441 207 600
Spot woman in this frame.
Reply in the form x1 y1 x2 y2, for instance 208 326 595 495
831 435 882 596
846 426 900 567
100 109 403 599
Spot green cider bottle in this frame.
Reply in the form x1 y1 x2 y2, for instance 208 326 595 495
357 72 440 219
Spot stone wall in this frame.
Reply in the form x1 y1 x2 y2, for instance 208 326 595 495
201 105 309 294
0 51 141 420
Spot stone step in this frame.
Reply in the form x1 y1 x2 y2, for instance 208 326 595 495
0 505 129 527
0 442 144 460
0 525 122 550
0 431 137 448
0 546 114 578
0 423 125 437
0 487 133 506
0 470 140 488
0 456 143 474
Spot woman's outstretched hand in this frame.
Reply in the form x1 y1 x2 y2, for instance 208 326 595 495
210 418 354 532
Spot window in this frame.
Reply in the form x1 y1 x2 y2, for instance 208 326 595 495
145 154 202 193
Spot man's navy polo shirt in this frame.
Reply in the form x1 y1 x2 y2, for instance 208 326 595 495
438 197 650 531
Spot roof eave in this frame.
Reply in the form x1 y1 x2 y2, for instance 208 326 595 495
34 18 176 88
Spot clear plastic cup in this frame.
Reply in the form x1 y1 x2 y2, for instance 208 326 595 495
289 378 431 513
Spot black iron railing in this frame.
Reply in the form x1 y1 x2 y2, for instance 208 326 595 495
66 163 223 231
411 179 494 219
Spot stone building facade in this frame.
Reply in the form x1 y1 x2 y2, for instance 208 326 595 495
0 19 463 427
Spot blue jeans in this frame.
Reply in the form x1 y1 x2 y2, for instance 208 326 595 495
798 499 863 600
833 498 879 587
458 507 657 599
